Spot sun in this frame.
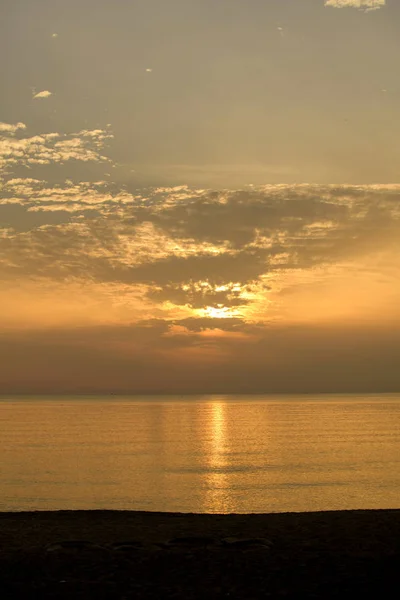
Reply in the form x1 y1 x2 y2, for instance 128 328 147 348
199 306 241 319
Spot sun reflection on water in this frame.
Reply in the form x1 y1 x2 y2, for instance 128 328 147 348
203 400 233 513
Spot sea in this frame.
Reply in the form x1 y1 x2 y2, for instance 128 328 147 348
1 394 399 513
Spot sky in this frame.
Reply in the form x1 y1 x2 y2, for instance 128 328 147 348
1 0 400 394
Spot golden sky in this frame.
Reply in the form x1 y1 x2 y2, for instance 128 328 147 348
1 0 400 393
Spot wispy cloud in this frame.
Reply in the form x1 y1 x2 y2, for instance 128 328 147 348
325 0 385 9
32 90 53 99
1 179 132 212
0 123 113 171
0 122 26 135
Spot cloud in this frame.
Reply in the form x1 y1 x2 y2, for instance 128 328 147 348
0 122 26 135
324 0 385 9
0 124 113 172
2 122 400 338
33 90 53 99
0 179 132 214
2 172 400 392
2 182 400 332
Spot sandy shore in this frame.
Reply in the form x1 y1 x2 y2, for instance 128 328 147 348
1 509 399 598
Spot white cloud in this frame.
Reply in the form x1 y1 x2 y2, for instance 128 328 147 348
1 178 133 211
0 126 113 171
33 90 53 99
325 0 385 8
0 122 26 135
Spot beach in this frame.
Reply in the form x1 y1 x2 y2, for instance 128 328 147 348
1 509 399 598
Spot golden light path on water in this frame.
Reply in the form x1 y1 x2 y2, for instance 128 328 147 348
204 400 232 513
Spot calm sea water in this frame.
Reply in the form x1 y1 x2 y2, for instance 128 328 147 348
1 395 399 513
